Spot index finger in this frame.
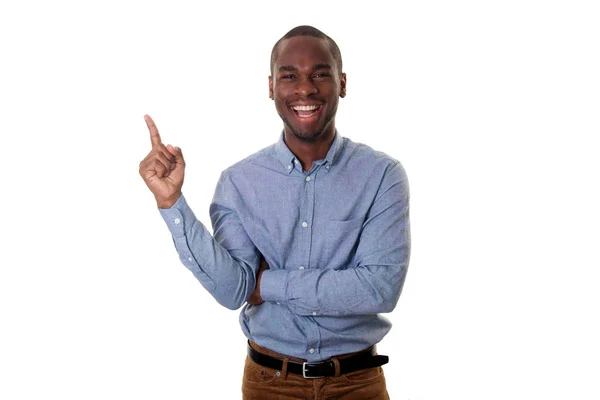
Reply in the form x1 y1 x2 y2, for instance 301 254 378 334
144 114 161 148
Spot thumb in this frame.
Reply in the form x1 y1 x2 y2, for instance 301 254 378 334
166 144 185 166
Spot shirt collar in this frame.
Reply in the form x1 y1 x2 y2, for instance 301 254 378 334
274 131 297 174
323 130 343 166
274 130 344 174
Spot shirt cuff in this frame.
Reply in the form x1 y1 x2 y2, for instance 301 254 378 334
260 269 290 303
158 194 197 238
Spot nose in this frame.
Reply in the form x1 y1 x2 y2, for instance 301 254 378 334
294 77 318 96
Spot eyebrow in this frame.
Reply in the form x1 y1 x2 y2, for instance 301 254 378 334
278 64 333 72
313 64 332 71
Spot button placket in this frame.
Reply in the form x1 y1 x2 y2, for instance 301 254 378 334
298 166 320 354
302 172 315 270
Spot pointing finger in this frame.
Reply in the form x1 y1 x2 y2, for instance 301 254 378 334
144 114 162 148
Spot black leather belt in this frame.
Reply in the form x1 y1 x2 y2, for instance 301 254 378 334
247 343 389 379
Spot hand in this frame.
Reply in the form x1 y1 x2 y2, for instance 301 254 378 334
247 257 270 305
139 115 186 208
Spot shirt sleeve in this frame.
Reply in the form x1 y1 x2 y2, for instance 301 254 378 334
260 162 411 316
158 174 260 310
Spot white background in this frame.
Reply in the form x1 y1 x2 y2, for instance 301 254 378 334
1 1 599 399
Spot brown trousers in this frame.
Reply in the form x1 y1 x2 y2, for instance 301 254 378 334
242 341 390 400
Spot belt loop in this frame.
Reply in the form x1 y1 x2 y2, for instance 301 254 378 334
282 357 289 380
331 357 341 377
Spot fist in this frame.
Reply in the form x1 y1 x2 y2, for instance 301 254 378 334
139 115 186 208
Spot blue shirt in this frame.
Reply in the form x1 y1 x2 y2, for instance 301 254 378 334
159 132 410 362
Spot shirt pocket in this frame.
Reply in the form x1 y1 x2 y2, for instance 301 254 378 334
323 216 365 269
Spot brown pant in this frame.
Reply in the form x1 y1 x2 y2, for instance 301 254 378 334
242 341 390 400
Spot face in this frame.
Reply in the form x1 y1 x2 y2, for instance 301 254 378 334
269 36 346 142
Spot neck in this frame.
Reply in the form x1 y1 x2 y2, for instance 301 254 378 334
283 125 336 172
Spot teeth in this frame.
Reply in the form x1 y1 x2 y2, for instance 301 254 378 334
292 105 319 111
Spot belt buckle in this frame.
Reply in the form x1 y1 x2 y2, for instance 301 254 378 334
302 362 325 379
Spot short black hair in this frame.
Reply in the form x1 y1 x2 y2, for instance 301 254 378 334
270 25 343 75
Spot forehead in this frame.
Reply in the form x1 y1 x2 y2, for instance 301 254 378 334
275 36 336 70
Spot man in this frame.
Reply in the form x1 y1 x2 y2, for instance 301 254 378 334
139 25 410 399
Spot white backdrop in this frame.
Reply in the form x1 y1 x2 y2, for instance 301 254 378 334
1 1 599 399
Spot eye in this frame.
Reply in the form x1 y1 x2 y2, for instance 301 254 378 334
314 72 331 78
281 74 296 79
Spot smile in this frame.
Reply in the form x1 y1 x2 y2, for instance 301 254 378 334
291 104 321 118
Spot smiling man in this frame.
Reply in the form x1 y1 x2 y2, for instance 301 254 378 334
139 26 410 399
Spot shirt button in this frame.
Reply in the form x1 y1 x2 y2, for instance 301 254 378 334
294 159 300 164
305 176 311 182
309 348 315 354
188 257 193 262
299 266 305 270
312 312 317 316
174 218 181 224
301 222 308 228
326 165 330 169
287 165 292 170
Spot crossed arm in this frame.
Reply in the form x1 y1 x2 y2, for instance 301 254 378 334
257 162 410 316
182 161 411 315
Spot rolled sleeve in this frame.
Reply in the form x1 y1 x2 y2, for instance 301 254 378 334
260 269 289 303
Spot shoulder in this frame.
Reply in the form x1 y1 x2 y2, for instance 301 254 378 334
339 136 404 172
219 143 279 178
340 137 409 205
339 136 409 197
215 142 295 194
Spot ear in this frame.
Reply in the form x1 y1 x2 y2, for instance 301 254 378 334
339 72 347 98
268 76 274 100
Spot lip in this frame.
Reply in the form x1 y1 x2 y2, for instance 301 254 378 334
289 102 322 107
289 103 323 120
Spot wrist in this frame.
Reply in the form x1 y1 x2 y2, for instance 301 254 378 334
156 192 182 209
256 270 265 302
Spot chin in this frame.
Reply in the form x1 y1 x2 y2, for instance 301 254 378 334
291 128 324 142
284 116 334 143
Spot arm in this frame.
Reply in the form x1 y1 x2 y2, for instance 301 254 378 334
159 193 260 310
139 115 260 310
260 162 411 316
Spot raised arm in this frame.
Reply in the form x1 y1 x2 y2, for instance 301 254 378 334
139 115 260 310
